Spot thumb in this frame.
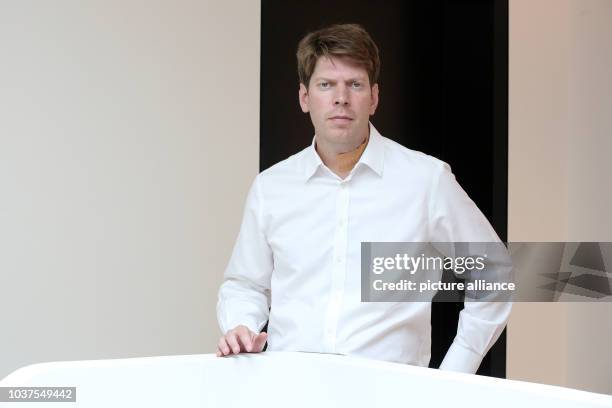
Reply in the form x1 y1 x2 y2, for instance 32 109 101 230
251 332 268 352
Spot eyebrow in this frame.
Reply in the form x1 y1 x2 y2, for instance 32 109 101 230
312 77 367 83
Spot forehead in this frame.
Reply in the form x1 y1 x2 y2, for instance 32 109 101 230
311 56 369 79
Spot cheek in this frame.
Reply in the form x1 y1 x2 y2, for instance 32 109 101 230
357 98 374 115
309 98 328 117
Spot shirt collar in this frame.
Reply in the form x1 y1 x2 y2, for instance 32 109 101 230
301 122 385 182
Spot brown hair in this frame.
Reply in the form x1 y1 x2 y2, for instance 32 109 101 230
296 23 380 88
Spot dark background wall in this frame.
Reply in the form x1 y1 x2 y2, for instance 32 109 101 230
260 0 508 378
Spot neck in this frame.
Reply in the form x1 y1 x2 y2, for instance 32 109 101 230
315 132 369 179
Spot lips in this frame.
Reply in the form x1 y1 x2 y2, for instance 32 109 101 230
329 115 353 121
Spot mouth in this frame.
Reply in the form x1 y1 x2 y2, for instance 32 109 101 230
328 115 353 122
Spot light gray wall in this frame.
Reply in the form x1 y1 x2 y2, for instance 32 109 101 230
508 0 612 395
564 0 612 394
0 0 260 379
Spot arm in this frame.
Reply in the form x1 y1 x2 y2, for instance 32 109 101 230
216 175 273 355
428 162 513 373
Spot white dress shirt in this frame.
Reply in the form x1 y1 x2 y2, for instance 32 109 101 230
217 123 512 374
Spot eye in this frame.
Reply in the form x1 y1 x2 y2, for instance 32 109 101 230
319 82 330 89
352 81 362 89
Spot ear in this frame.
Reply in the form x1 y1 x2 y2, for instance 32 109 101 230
369 83 379 115
299 83 310 113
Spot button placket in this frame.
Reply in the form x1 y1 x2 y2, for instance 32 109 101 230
324 181 350 352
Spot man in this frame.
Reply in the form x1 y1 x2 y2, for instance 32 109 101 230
216 23 511 374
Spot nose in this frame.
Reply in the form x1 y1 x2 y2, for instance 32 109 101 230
333 85 349 106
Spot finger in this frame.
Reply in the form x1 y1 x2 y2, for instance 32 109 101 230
216 347 222 357
236 329 253 352
218 336 232 356
252 332 268 352
226 332 241 354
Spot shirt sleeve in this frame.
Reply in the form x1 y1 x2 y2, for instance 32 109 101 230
428 162 513 374
217 175 273 334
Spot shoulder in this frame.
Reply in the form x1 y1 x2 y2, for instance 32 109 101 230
379 134 451 178
254 144 311 190
260 146 308 177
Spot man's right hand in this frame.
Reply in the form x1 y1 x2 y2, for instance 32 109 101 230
216 325 268 357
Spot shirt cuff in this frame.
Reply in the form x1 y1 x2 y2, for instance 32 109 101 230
220 318 262 335
217 301 267 335
438 341 484 374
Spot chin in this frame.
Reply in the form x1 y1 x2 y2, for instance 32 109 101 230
315 123 356 146
329 130 353 143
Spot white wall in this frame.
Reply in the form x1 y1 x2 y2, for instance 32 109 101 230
0 0 260 379
508 0 612 394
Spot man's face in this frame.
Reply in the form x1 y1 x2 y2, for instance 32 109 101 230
299 56 379 152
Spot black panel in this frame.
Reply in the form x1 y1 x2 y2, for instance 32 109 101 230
260 0 508 378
